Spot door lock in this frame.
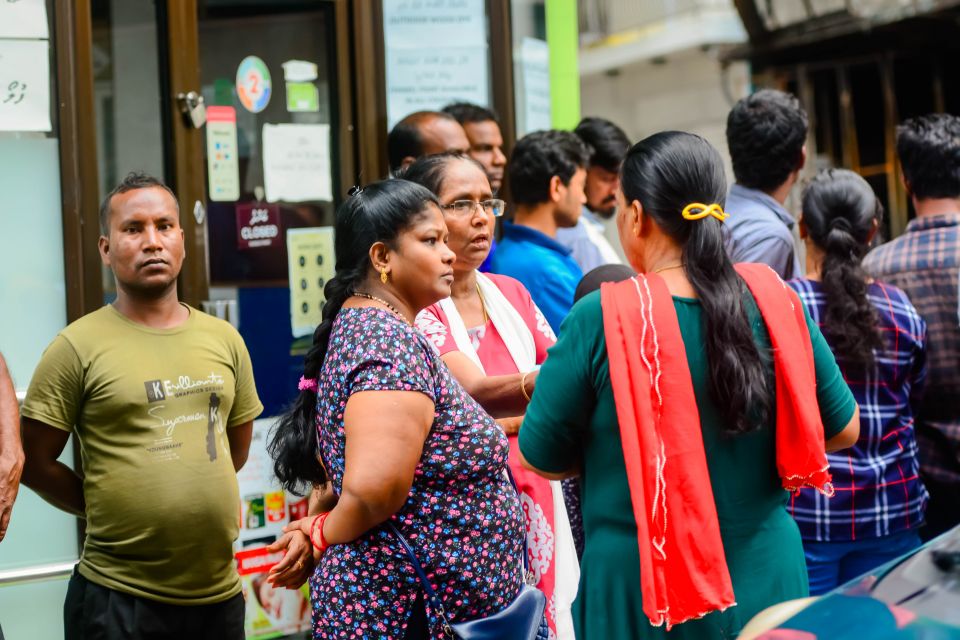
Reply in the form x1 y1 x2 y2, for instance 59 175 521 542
176 91 207 128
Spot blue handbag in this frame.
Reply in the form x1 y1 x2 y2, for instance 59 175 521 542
387 470 549 640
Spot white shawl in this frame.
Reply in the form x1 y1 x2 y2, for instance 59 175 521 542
436 272 579 640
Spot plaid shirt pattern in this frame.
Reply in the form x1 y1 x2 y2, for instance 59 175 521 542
788 279 928 541
864 214 960 486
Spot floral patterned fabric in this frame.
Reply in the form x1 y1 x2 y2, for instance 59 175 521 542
416 273 565 637
310 307 525 638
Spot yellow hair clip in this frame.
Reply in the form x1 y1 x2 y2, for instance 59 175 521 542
681 202 729 223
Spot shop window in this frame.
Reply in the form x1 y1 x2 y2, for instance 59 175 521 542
0 3 80 637
91 0 167 303
198 2 337 285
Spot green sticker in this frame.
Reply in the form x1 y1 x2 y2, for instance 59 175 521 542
286 82 319 113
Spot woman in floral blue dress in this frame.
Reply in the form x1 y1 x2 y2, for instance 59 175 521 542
268 179 526 639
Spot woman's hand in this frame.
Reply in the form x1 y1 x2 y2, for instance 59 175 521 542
266 530 315 588
497 416 523 436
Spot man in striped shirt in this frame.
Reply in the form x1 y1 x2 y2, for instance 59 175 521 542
865 114 960 541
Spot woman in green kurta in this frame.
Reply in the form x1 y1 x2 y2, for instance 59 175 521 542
518 132 860 639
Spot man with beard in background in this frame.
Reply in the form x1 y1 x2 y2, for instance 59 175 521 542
556 117 630 272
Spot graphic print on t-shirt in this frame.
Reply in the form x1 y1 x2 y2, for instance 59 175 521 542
144 371 228 464
206 392 222 462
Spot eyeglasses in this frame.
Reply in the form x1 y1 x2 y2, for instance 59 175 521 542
440 198 505 218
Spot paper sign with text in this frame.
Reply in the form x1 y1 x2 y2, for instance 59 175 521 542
262 123 332 203
0 0 49 39
206 106 240 202
0 39 51 132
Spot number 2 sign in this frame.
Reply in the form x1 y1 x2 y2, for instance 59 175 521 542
236 56 272 113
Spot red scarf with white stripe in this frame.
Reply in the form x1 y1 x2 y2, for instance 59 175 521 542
600 263 833 629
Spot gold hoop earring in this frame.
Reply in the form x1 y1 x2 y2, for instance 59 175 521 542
380 267 388 284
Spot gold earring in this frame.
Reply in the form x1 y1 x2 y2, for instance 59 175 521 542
380 267 388 284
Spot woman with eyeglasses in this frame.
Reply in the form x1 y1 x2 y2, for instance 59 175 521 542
402 153 579 639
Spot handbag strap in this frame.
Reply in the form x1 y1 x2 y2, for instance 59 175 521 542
387 465 532 637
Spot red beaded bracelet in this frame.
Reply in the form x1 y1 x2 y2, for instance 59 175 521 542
310 512 331 553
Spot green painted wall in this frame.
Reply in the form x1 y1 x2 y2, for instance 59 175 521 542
546 0 581 130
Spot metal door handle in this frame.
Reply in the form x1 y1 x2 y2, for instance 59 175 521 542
176 91 207 128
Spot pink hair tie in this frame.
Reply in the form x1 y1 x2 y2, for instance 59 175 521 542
298 376 319 392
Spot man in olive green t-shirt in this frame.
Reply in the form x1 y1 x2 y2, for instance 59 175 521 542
21 173 263 639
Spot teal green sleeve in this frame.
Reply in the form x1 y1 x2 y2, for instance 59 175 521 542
519 291 604 473
805 305 857 439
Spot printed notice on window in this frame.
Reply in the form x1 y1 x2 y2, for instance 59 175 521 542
0 39 51 132
385 47 489 130
382 0 490 129
262 123 332 203
382 0 486 49
206 106 240 202
287 227 335 338
518 38 551 136
0 0 49 39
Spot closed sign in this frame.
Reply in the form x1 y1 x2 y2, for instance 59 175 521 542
236 203 281 250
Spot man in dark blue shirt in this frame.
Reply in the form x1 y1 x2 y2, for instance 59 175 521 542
490 130 589 332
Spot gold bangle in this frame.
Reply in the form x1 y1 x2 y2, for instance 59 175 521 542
520 371 532 403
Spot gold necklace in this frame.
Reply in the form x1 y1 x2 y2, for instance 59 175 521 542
653 263 685 274
352 291 410 324
475 283 489 325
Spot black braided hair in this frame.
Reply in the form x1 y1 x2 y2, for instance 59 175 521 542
802 169 883 367
268 179 439 494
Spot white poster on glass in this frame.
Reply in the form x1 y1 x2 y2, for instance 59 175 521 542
383 0 490 129
0 39 51 132
262 123 332 203
386 47 489 128
0 0 49 39
518 37 551 136
382 0 486 49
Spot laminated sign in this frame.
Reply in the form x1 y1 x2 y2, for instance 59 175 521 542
206 106 240 201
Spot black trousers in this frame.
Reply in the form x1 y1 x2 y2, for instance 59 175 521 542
64 569 244 640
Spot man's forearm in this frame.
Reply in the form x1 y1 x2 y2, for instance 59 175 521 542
22 461 85 517
0 354 24 540
0 355 22 463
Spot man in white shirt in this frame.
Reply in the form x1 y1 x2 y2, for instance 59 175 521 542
556 117 631 272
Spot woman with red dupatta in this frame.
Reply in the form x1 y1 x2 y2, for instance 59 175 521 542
518 131 861 639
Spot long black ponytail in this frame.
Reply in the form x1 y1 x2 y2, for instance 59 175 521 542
801 169 882 367
621 131 771 436
268 179 440 494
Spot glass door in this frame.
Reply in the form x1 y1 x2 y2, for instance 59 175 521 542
194 2 345 637
194 0 342 417
92 0 169 303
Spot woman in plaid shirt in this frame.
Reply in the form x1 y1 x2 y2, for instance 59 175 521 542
790 169 929 595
